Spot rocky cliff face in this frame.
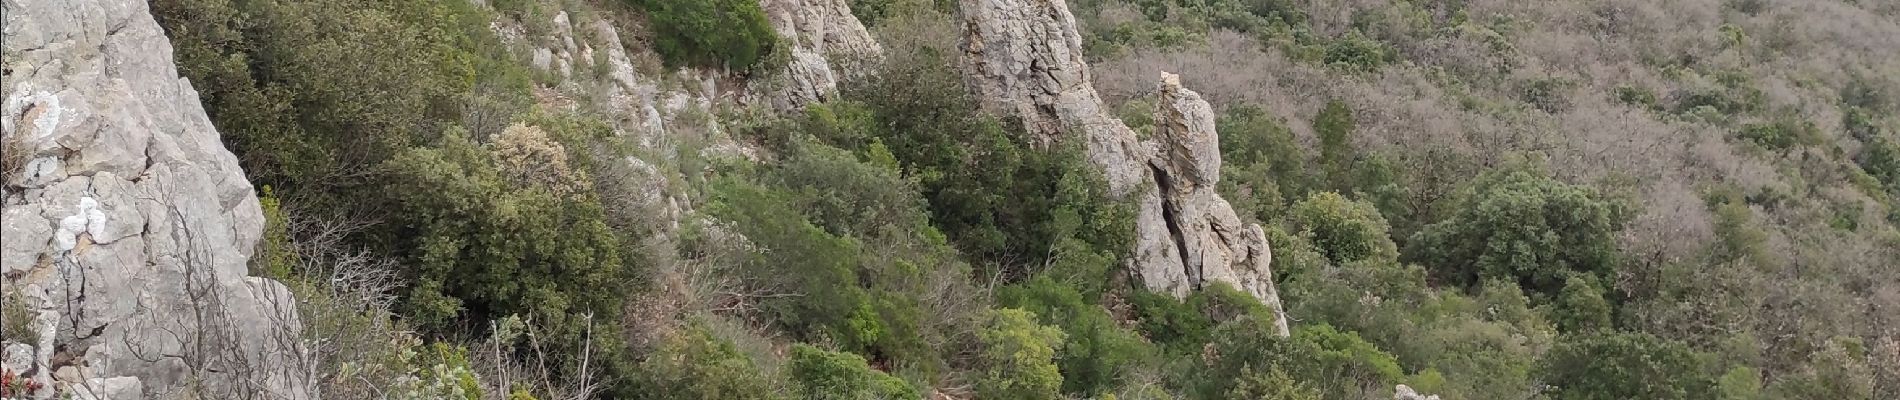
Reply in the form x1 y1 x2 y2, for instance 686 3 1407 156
959 0 1288 335
752 0 883 110
2 0 308 398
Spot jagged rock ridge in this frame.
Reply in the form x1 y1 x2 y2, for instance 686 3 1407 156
959 0 1289 335
2 0 308 398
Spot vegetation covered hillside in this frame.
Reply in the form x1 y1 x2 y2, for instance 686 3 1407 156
137 0 1897 398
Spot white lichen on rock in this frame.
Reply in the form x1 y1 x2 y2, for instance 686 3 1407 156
2 0 309 398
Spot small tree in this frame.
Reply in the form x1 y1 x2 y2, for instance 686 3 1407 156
1290 192 1398 265
1406 167 1630 295
1314 100 1356 191
976 309 1067 400
1547 276 1613 333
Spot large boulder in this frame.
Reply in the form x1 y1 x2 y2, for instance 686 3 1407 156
2 0 308 398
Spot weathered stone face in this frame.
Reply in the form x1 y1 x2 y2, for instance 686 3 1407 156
1152 73 1288 336
958 0 1288 336
2 0 307 398
752 0 884 110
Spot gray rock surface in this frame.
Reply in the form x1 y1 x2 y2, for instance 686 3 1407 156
3 0 308 398
958 0 1287 335
752 0 883 110
1394 384 1442 400
1153 73 1288 336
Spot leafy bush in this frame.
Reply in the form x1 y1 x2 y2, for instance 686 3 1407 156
153 0 517 195
706 176 881 350
630 0 780 70
634 323 783 400
1314 100 1357 191
381 127 628 335
1406 167 1631 295
1858 137 1900 192
1546 276 1613 333
1218 105 1308 220
976 309 1068 400
1521 77 1575 114
1322 32 1394 72
1191 319 1404 400
999 277 1157 396
1290 192 1399 265
704 136 970 374
834 45 1134 278
789 344 921 400
1736 117 1820 151
1539 333 1716 400
1614 85 1663 111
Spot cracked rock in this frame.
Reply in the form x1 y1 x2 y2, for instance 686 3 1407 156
958 0 1288 336
3 0 308 398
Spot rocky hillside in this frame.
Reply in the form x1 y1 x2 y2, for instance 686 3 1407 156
4 0 1898 398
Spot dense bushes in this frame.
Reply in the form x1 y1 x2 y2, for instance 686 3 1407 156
827 43 1134 279
789 344 921 400
154 0 519 197
1407 166 1631 295
633 323 781 400
381 125 628 332
629 0 779 70
1539 333 1716 400
997 277 1155 396
975 309 1068 400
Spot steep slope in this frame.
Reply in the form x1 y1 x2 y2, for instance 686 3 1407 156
959 0 1288 335
1 0 306 398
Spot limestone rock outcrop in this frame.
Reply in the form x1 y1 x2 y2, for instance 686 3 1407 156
752 0 884 110
959 0 1288 335
1394 384 1443 400
2 0 308 398
1153 73 1288 335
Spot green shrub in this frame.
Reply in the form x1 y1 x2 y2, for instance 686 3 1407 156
1521 77 1575 114
1539 333 1716 400
1614 85 1663 111
706 177 878 349
1322 32 1393 71
1225 366 1321 400
999 277 1157 396
1736 117 1820 151
1129 290 1216 354
789 344 921 400
381 127 628 336
835 45 1134 277
976 309 1068 400
1314 100 1357 191
1191 320 1404 400
635 323 783 400
704 137 959 372
1218 105 1308 219
1546 276 1613 333
253 186 296 279
1406 166 1631 295
631 0 779 70
1290 192 1399 265
1858 137 1900 192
